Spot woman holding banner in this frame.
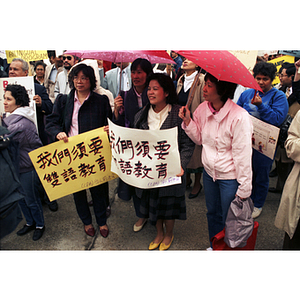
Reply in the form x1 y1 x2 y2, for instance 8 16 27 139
179 73 253 248
46 64 112 238
113 58 153 232
133 73 194 250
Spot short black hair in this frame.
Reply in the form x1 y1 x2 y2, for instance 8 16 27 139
68 63 97 91
47 50 56 59
5 84 30 107
146 73 178 104
279 62 296 77
253 61 277 81
204 73 237 103
131 58 153 77
34 61 46 71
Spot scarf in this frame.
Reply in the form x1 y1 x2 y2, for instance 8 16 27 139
183 71 198 93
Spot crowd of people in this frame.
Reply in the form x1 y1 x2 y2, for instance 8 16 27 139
1 50 300 250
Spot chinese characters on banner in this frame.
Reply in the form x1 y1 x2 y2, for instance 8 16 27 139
108 119 182 189
250 116 280 160
0 77 37 128
29 127 118 202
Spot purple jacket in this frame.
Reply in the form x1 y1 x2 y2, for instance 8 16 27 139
2 107 42 173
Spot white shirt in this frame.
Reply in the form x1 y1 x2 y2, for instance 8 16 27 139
49 65 58 82
117 65 131 92
148 104 171 130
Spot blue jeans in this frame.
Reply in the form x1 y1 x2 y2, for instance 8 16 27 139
203 169 239 244
251 149 273 208
73 182 108 227
18 170 44 228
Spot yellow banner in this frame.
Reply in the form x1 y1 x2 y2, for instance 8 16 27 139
268 55 295 86
29 127 118 201
6 50 48 64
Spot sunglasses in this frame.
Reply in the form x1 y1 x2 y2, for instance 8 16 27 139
62 56 72 61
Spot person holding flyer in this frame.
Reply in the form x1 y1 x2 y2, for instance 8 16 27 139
237 61 289 218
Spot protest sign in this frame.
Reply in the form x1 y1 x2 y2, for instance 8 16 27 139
250 116 280 160
229 50 258 71
268 55 295 86
29 127 118 201
279 50 300 58
0 76 37 128
108 119 182 189
5 50 48 64
257 50 278 56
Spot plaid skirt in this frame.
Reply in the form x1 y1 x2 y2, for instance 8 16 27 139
138 189 186 225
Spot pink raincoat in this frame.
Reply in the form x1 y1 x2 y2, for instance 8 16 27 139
182 99 253 198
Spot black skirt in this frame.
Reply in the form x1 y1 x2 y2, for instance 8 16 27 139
138 188 186 225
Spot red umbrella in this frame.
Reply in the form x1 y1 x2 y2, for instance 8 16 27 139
64 50 175 64
175 50 262 92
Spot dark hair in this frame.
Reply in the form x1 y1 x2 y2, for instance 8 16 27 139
68 64 97 91
5 84 30 107
279 62 296 78
34 61 46 71
146 73 178 104
204 73 237 103
253 61 277 81
47 50 56 59
131 58 153 76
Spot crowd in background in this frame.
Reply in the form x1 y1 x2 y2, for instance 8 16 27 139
1 50 300 250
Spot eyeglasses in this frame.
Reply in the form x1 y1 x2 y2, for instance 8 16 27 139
73 76 89 82
62 56 72 61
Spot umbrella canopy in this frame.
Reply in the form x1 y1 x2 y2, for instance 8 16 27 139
176 50 262 92
64 50 175 64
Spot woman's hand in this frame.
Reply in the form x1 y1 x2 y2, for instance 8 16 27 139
176 166 184 177
56 132 68 143
251 91 262 106
178 105 191 127
114 95 124 119
103 125 109 135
